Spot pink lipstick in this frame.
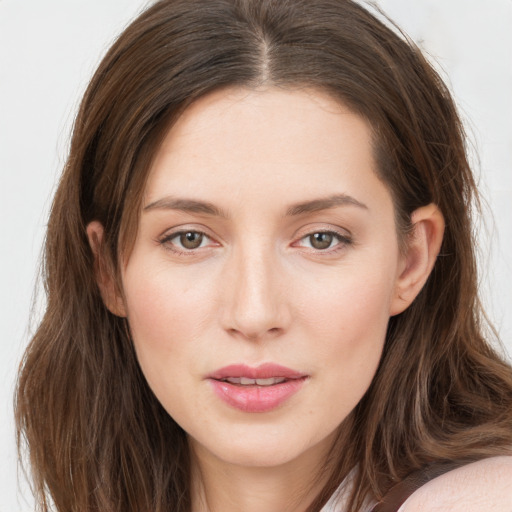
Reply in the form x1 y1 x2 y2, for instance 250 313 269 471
207 363 308 413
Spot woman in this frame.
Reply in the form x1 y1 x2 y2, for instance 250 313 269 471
15 0 512 511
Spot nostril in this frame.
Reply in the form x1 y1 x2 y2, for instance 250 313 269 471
226 326 282 341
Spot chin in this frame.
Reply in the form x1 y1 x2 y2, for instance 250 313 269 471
189 422 337 470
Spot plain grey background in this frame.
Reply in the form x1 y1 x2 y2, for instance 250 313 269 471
1 1 511 510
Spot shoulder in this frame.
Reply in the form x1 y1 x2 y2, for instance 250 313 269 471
399 456 512 512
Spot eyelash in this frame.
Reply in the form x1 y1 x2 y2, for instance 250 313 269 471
159 230 214 256
295 230 353 253
158 229 353 256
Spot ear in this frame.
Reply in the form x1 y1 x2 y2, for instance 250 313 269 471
390 204 445 316
86 221 127 317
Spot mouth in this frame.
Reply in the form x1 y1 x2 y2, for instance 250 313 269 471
207 364 308 413
216 376 289 386
208 363 307 381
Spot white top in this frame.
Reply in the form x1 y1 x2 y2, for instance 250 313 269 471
319 470 376 512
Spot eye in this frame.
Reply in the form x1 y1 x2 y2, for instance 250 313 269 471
295 230 352 252
159 230 214 254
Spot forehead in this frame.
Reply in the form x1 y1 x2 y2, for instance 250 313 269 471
143 86 390 218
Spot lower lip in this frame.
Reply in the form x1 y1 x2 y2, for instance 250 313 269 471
208 378 307 413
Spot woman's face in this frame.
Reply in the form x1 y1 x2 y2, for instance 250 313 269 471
120 87 407 469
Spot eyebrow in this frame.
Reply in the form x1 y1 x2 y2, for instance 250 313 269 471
143 197 230 217
143 193 368 218
285 193 368 216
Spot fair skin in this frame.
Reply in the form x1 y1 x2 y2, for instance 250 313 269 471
87 87 510 511
400 456 512 511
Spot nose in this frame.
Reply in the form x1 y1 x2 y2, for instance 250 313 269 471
220 241 291 342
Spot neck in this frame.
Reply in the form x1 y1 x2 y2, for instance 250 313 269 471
189 434 337 512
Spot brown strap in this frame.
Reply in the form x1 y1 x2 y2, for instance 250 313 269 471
370 462 468 512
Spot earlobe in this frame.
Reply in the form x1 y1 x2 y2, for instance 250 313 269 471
86 221 127 318
390 204 445 316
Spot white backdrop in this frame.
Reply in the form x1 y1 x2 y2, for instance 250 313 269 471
1 1 511 510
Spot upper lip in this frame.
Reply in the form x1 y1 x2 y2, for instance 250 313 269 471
208 363 306 380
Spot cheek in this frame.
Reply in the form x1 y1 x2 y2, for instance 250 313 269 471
121 263 216 386
299 260 395 343
299 263 395 406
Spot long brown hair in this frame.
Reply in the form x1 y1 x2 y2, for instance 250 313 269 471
15 1 512 511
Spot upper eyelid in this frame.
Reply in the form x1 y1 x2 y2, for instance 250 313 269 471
295 225 351 238
159 226 350 240
159 229 216 247
159 225 216 240
160 221 351 238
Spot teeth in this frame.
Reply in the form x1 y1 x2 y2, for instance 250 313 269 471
255 377 286 386
224 377 242 384
223 377 287 386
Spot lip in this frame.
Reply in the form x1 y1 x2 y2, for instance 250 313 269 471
208 363 306 380
207 363 308 413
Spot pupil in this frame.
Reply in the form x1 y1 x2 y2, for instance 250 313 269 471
182 232 202 249
311 233 332 250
